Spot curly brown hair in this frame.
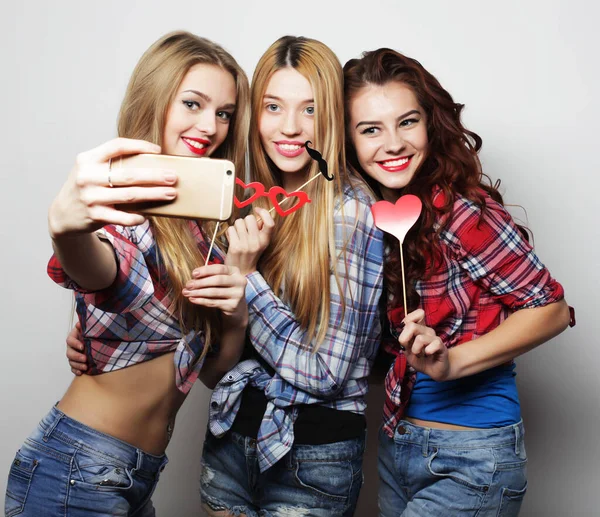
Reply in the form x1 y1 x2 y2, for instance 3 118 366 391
344 48 514 311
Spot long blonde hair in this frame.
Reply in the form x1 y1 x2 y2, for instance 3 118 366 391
249 36 348 350
117 31 250 354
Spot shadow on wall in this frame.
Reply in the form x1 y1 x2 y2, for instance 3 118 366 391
356 383 386 515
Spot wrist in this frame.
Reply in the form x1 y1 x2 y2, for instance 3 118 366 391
48 203 68 240
445 347 465 381
222 310 248 330
238 264 258 277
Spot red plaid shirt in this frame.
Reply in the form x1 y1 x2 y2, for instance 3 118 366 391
47 221 223 394
382 192 565 437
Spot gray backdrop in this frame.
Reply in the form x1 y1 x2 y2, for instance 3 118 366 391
1 1 597 515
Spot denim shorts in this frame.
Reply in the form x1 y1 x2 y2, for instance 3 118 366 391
378 420 527 517
4 405 168 517
200 430 365 517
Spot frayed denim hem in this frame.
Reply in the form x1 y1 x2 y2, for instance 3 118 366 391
201 492 259 517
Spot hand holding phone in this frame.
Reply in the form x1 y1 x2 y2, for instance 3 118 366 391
48 138 175 238
114 154 235 221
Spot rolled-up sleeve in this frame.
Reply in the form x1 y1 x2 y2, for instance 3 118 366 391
450 199 564 309
47 223 155 313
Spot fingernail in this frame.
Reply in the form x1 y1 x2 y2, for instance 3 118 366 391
166 190 176 199
164 173 177 183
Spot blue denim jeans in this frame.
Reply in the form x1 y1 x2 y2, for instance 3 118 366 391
378 420 528 517
200 430 365 516
4 406 168 517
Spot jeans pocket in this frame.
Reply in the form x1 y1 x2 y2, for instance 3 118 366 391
294 459 354 502
427 447 495 492
72 450 133 492
5 450 39 517
497 483 527 516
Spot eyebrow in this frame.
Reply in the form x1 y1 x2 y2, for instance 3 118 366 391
355 109 421 129
264 94 315 104
183 89 236 110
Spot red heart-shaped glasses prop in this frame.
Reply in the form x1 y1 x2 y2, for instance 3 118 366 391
268 187 311 217
371 195 422 244
234 178 266 208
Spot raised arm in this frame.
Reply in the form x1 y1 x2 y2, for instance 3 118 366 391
48 138 177 290
398 198 571 381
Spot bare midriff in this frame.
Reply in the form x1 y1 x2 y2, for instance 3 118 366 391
404 416 480 431
57 352 187 455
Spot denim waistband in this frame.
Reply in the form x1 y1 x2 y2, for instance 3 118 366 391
35 405 167 475
394 419 524 453
226 429 366 461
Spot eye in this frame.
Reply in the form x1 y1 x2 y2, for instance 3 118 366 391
182 100 200 111
400 118 419 128
360 126 379 135
217 111 233 121
266 104 280 112
303 106 315 115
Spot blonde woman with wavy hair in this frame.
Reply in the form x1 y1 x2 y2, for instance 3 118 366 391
199 36 385 517
5 31 249 517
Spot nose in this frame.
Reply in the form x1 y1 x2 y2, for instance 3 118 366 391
281 111 301 136
195 110 217 136
383 131 405 154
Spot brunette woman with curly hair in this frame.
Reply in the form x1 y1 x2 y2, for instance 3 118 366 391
344 48 572 516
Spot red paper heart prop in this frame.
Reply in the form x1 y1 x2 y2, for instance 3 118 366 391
234 178 266 208
371 195 422 243
268 186 311 217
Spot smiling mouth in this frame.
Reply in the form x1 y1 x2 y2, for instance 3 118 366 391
274 142 305 158
377 156 412 172
182 137 210 155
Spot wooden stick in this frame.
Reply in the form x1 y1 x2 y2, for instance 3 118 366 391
205 221 220 266
399 240 408 319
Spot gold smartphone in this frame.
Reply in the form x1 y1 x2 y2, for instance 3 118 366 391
113 154 235 221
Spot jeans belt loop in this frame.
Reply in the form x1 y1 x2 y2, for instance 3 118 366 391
514 423 521 455
43 412 63 442
135 449 144 473
422 427 430 457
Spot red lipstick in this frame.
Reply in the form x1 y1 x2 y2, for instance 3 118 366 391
377 156 413 172
182 136 210 156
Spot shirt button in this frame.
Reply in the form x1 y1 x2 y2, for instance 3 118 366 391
210 401 219 409
227 375 234 381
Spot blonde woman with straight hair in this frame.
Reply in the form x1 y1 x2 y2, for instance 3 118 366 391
199 36 385 517
4 31 250 517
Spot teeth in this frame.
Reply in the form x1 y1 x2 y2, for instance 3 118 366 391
184 138 207 149
382 157 409 167
278 143 302 151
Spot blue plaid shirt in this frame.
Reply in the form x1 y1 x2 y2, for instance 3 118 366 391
209 183 385 471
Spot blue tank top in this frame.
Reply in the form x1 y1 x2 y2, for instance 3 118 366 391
405 362 521 428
